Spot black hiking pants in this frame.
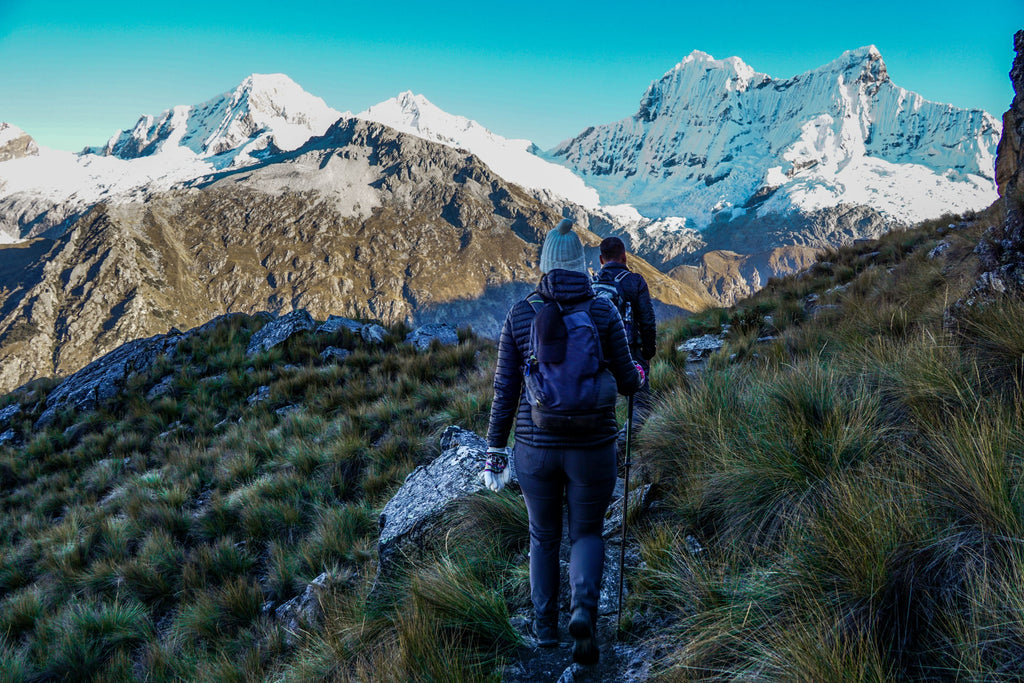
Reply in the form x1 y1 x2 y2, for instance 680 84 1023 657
515 442 617 624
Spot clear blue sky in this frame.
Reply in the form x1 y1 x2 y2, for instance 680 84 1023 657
1 0 1020 152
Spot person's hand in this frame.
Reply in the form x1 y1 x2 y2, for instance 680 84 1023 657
481 447 511 492
633 361 646 386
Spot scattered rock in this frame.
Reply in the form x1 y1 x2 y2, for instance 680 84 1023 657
37 333 181 428
557 664 586 682
319 346 351 363
316 315 364 335
603 484 654 540
275 570 357 646
146 375 176 402
246 309 316 356
275 405 302 418
246 386 271 405
360 323 389 345
405 323 459 351
825 282 851 296
198 373 227 388
0 403 21 429
685 535 705 554
928 240 952 259
376 426 510 582
0 429 17 446
676 334 724 361
157 421 184 440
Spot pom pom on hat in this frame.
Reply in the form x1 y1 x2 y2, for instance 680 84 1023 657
539 218 588 274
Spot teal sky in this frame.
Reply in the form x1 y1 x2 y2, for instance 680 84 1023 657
1 0 1021 152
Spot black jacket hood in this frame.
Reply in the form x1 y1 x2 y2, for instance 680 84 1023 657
536 269 594 305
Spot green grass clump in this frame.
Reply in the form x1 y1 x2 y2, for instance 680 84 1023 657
0 313 504 681
632 206 1024 679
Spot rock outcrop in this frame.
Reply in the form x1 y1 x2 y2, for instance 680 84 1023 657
376 426 505 578
0 124 39 163
953 30 1024 312
35 312 251 426
245 309 316 355
404 323 459 351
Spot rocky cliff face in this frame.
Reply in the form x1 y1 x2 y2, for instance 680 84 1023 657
969 30 1024 301
0 124 39 164
0 119 709 391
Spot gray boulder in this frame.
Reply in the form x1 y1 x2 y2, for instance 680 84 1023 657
145 375 176 402
274 570 356 646
37 333 181 427
319 346 351 363
677 333 725 361
246 386 271 405
246 309 315 356
405 323 459 351
316 315 364 335
377 426 514 576
360 323 389 345
0 403 21 429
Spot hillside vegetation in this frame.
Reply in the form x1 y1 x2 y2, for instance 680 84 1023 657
637 200 1024 679
1 200 1022 681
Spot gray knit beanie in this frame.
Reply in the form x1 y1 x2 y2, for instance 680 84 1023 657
539 218 587 274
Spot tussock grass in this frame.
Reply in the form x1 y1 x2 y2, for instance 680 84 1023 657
638 207 1024 679
0 314 501 681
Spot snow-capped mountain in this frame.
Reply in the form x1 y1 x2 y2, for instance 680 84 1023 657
89 73 345 166
0 123 39 164
358 91 600 208
549 46 1001 228
0 75 347 241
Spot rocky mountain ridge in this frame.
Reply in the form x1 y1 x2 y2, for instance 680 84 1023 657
550 46 999 227
0 75 346 243
0 118 710 392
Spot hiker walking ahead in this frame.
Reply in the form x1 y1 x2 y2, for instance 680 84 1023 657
594 236 657 425
481 218 643 666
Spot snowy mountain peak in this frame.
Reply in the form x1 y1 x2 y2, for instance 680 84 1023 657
359 92 601 207
636 51 766 123
0 123 39 163
552 46 1000 227
89 73 344 166
676 49 756 78
814 45 889 85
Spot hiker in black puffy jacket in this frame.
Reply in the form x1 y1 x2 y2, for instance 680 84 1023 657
595 235 657 424
481 217 643 666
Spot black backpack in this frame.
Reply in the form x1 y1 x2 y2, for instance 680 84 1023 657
523 294 617 434
592 269 635 346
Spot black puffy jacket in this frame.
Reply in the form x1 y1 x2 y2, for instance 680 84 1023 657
595 261 657 361
486 269 642 449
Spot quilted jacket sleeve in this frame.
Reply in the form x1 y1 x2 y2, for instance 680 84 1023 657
633 274 658 361
592 297 642 397
485 306 524 448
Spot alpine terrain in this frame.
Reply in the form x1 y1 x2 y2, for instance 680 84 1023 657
0 115 708 392
549 46 1001 299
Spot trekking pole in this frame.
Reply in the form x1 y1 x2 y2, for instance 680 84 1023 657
616 393 635 633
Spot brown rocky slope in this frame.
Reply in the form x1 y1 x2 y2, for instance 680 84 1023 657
0 119 712 391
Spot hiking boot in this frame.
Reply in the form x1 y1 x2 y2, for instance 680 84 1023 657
568 607 599 665
532 618 559 648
